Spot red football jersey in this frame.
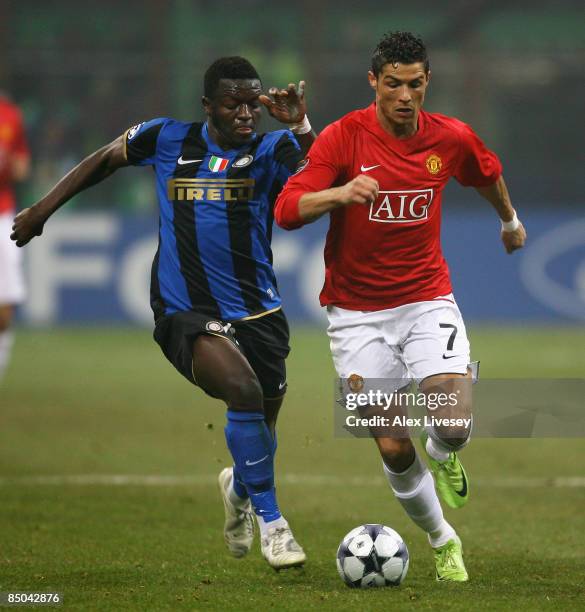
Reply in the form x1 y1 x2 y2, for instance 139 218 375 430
0 96 30 214
275 104 502 311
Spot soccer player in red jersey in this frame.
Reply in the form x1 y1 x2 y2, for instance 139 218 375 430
0 92 30 383
275 32 526 581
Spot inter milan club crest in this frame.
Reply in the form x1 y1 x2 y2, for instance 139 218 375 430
425 153 442 175
205 321 224 333
208 156 230 172
233 154 254 168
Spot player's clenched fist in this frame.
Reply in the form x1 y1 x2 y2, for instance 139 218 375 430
10 205 48 247
336 175 379 207
501 222 527 254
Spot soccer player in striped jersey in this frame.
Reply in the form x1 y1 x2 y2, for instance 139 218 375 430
11 57 315 570
275 32 526 581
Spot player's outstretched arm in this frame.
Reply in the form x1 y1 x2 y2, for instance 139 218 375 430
298 175 379 224
475 175 526 254
259 81 315 156
11 135 129 247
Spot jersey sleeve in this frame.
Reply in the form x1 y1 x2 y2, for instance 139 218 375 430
274 122 346 229
124 118 168 166
272 130 302 185
266 131 303 210
453 123 502 187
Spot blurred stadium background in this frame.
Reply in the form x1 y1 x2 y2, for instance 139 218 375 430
1 0 584 325
1 2 584 609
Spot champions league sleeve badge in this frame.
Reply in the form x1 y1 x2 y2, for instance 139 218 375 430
127 122 145 140
293 157 309 175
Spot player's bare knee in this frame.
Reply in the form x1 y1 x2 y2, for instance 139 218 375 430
225 374 264 412
377 437 414 473
423 373 472 450
438 429 471 451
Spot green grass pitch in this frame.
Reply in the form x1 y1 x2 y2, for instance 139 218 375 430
1 326 584 610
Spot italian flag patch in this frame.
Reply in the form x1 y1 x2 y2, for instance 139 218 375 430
208 156 230 172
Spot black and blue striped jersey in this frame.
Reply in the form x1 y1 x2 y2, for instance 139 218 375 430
124 118 301 322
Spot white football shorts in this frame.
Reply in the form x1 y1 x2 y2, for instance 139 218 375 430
0 212 26 305
327 294 470 386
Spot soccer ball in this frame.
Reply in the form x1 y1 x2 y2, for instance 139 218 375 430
336 524 409 588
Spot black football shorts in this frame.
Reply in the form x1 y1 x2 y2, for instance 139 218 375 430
153 308 290 399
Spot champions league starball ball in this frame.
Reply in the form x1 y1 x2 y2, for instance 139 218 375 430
336 524 409 588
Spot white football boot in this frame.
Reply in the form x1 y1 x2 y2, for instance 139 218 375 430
218 467 254 558
261 525 307 570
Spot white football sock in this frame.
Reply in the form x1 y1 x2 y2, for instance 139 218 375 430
426 437 451 462
257 515 288 538
0 330 14 382
383 455 456 548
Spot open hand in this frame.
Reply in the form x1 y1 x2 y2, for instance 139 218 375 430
259 81 307 125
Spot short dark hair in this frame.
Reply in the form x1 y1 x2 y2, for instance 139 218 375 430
204 56 261 98
371 31 429 77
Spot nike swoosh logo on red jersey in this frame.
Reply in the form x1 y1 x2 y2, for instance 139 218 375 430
360 164 380 172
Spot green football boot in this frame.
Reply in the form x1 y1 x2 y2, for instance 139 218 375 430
421 432 469 509
434 537 469 582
